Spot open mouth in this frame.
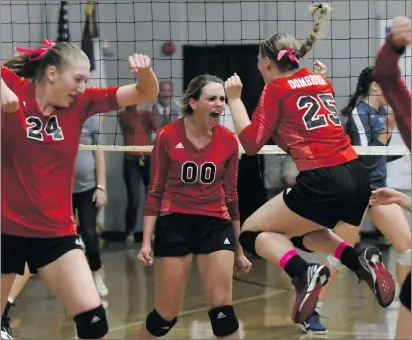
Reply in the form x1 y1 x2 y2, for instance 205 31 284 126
210 112 220 119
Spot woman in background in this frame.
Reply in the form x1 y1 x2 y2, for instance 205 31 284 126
73 115 108 298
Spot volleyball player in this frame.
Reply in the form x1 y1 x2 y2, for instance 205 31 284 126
375 16 411 340
136 74 252 339
1 39 159 339
225 3 395 324
302 65 411 334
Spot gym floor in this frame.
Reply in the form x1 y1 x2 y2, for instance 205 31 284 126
11 245 399 339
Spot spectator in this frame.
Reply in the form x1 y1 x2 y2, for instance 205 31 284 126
73 115 108 297
147 80 181 125
118 105 159 242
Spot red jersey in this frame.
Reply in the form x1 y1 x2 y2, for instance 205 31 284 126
375 36 411 151
143 118 240 221
118 108 159 155
238 68 357 171
1 66 120 238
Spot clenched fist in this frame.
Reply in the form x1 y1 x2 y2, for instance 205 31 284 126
1 82 19 113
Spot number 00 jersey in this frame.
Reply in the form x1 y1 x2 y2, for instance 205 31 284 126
238 68 357 171
1 66 120 238
143 118 240 221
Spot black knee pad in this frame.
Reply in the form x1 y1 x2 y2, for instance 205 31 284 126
74 304 108 339
290 235 314 253
208 305 239 337
146 309 177 337
239 231 262 257
399 272 411 311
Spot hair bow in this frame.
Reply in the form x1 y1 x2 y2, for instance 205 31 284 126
277 46 299 64
15 39 56 61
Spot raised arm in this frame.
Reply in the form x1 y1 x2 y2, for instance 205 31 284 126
226 77 281 155
116 54 159 107
82 54 159 120
375 17 411 150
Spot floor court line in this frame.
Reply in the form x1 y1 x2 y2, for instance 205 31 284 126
106 289 286 334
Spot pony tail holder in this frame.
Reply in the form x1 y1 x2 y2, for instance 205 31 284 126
277 46 299 64
15 39 56 61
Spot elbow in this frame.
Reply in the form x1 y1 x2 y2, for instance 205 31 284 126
243 144 261 156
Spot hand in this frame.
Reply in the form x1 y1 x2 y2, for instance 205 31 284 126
235 253 252 276
391 17 411 48
224 73 243 100
128 54 152 76
314 60 327 75
370 187 403 206
137 243 154 266
93 188 106 209
1 84 19 113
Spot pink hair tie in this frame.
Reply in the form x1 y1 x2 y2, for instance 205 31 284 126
277 45 299 64
15 39 56 61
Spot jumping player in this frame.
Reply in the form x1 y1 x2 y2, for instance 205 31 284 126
136 74 252 339
302 66 411 334
1 39 159 339
375 16 411 340
225 3 395 324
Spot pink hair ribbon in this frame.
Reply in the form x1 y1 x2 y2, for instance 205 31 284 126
277 46 299 63
15 39 56 61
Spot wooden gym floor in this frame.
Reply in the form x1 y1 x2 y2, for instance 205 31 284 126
10 244 400 339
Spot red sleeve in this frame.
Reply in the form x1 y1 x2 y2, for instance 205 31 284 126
375 37 411 150
82 86 122 120
238 83 281 155
143 128 169 216
1 66 28 94
223 135 240 221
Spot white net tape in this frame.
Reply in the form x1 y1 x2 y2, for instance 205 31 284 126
78 144 410 155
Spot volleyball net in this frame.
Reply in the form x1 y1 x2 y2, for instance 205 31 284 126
1 0 411 156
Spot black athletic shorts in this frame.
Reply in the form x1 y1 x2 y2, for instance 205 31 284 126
399 271 411 311
1 233 83 275
283 159 371 229
153 213 235 257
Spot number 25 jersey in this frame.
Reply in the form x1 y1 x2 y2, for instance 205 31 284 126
143 119 240 221
238 68 357 171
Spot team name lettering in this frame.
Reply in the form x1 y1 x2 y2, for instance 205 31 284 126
287 75 327 89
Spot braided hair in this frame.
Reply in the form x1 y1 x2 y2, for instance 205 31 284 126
260 3 331 72
341 66 376 117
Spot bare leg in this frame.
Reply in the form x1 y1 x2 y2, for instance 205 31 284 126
135 255 193 340
197 250 239 339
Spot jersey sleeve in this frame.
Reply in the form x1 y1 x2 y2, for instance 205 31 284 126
143 128 169 216
375 37 411 150
223 135 240 221
238 83 281 155
1 66 28 94
81 86 122 121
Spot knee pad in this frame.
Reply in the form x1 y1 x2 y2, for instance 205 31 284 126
397 249 411 266
399 272 411 311
145 309 177 337
327 255 345 271
74 304 108 339
239 231 262 257
290 236 314 253
208 305 239 337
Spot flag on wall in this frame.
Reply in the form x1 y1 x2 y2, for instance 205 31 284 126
81 1 99 71
56 1 70 42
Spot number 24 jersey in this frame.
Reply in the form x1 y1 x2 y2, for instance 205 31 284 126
1 66 120 237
